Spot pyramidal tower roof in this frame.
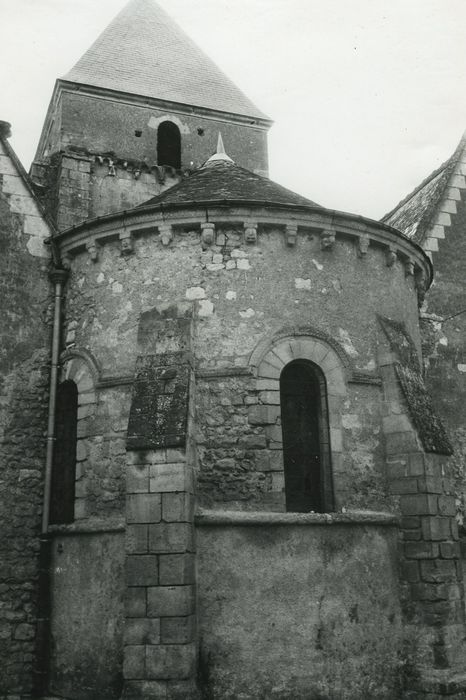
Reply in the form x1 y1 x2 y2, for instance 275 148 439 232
62 0 269 121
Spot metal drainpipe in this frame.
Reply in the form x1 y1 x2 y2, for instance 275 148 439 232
33 267 68 698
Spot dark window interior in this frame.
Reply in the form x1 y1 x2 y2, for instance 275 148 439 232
50 380 78 524
157 121 181 169
280 360 334 513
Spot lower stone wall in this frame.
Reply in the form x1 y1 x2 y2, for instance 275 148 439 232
0 351 50 700
196 512 403 700
48 528 125 700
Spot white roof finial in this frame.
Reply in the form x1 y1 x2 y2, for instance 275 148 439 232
217 132 226 154
203 132 234 167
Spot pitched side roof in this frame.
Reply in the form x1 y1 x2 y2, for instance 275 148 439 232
63 0 269 122
138 159 322 210
0 120 57 260
382 135 465 244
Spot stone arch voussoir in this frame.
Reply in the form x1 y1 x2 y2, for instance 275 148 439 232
250 329 348 509
60 347 99 405
250 327 349 399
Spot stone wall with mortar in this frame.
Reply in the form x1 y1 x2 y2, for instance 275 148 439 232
0 133 52 699
36 88 269 175
57 349 129 521
122 305 198 698
378 338 466 695
421 183 466 532
196 513 403 700
59 215 426 515
32 153 184 232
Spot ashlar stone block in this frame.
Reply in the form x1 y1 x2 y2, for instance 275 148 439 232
147 585 194 617
159 554 195 586
127 463 150 494
146 642 196 680
160 615 195 644
421 517 453 542
126 555 159 587
150 463 186 493
123 645 145 680
149 523 194 553
124 618 161 645
248 405 279 425
162 493 194 523
126 524 149 554
127 493 162 524
259 390 280 405
125 588 147 618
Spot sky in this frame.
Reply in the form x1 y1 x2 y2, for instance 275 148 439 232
1 0 465 219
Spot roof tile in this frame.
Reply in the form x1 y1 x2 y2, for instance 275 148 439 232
382 134 465 243
138 160 321 210
63 0 269 121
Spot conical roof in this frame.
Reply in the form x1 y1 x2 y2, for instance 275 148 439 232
63 0 269 121
139 158 321 210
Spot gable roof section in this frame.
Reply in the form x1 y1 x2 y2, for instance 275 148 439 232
138 160 322 210
0 120 55 259
382 134 466 246
63 0 269 122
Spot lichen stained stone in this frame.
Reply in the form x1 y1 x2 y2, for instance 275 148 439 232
126 353 190 450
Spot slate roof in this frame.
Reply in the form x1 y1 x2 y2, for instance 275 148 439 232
138 159 322 210
62 0 269 122
382 136 464 243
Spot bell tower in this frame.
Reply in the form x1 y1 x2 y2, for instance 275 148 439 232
31 0 272 230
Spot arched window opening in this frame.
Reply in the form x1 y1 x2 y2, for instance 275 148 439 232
157 121 181 169
280 360 333 513
50 380 78 524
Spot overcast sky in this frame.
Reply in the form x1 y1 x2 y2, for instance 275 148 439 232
1 0 465 219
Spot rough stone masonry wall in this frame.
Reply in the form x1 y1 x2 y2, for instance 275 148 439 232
378 327 466 699
33 153 182 232
0 136 52 699
196 371 389 512
43 90 269 174
62 221 422 516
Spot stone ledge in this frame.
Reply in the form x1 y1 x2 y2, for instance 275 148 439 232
195 509 399 527
48 516 124 535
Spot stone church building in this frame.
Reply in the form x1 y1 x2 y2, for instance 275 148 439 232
1 1 465 698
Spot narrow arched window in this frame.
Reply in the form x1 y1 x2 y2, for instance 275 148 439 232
157 121 181 169
280 360 333 513
50 380 78 524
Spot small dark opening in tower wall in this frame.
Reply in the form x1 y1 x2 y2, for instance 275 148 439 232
280 360 333 513
157 121 181 169
50 380 78 524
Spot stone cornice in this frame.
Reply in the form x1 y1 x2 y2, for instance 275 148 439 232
57 80 273 128
55 202 433 287
195 509 399 527
35 79 272 161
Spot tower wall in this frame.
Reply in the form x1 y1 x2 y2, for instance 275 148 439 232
32 86 270 230
42 88 269 175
